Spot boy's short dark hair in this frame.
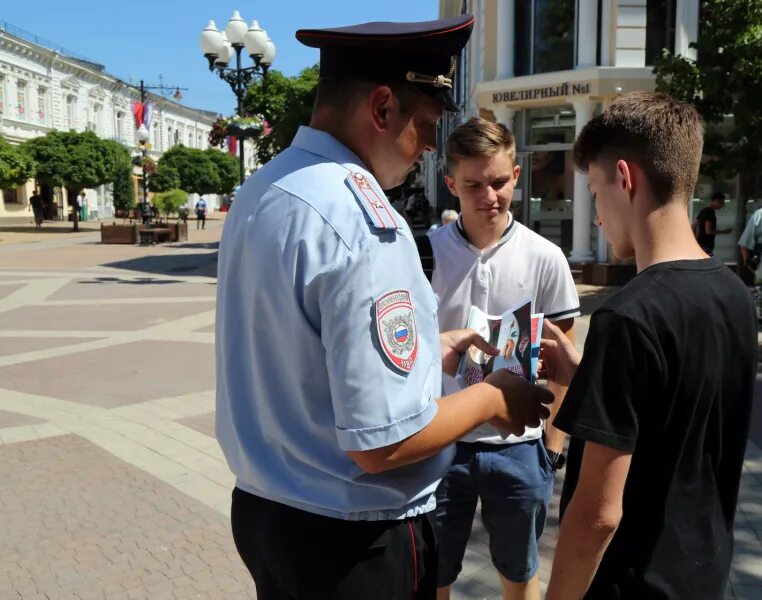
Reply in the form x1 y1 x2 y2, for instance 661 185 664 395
573 91 703 206
445 117 516 174
711 192 726 202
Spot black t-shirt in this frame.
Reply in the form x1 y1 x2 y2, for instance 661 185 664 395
696 207 717 251
555 259 756 599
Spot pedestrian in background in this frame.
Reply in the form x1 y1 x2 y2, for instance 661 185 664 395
29 191 44 229
195 196 207 229
694 191 731 255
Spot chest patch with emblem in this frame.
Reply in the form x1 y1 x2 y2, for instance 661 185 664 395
375 290 418 374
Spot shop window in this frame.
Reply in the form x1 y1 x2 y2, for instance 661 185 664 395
646 0 677 65
527 106 576 146
515 0 576 76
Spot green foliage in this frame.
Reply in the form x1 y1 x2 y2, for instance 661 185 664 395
0 136 35 189
111 163 135 212
157 145 220 195
148 165 181 193
242 64 319 163
153 188 188 218
654 0 762 224
22 131 118 192
204 149 238 194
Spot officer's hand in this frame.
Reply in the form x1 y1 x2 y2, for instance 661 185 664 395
483 369 553 436
539 320 581 387
440 329 499 376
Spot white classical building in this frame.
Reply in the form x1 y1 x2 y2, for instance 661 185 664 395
0 21 254 220
427 0 749 265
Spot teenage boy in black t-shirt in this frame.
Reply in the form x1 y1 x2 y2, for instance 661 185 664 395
541 92 756 600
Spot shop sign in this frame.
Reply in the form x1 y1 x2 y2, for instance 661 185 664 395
492 82 591 104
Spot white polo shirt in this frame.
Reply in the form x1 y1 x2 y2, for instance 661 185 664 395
428 215 580 444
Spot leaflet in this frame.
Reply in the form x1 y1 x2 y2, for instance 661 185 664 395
456 300 544 387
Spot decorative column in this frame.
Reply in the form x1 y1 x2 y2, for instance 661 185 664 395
495 0 515 80
577 0 599 68
569 99 596 263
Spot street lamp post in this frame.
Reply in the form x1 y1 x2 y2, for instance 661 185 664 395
134 79 186 224
200 11 275 185
136 123 151 222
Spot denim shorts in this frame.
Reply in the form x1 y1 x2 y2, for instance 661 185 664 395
435 438 555 586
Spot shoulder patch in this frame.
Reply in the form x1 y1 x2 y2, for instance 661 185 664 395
346 171 401 230
375 290 418 374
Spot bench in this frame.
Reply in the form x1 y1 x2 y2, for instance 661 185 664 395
138 227 171 245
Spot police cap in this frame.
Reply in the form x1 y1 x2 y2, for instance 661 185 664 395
296 14 474 112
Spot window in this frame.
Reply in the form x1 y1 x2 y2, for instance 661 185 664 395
646 0 676 65
90 103 103 133
0 76 5 114
37 86 47 122
17 81 27 118
515 0 576 76
167 126 174 147
66 95 77 129
198 133 203 148
188 131 194 147
116 111 125 141
3 188 19 204
174 128 180 145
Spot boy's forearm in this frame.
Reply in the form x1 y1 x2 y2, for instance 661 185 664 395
546 502 618 600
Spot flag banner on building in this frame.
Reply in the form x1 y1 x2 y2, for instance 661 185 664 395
227 135 237 156
131 101 144 128
144 102 155 130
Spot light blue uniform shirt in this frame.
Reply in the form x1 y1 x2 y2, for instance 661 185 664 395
216 126 452 520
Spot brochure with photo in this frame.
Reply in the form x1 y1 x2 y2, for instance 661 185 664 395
456 300 544 387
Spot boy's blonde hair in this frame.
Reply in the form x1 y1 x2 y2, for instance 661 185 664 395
445 117 516 173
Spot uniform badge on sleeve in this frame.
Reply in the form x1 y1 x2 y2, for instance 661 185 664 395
375 290 418 374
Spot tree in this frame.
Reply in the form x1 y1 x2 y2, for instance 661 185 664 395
242 65 319 163
204 149 238 195
22 131 121 231
153 188 188 220
654 0 762 263
111 163 135 214
0 136 36 190
157 145 220 195
148 165 181 193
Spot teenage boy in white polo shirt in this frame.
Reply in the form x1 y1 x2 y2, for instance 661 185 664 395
423 118 579 600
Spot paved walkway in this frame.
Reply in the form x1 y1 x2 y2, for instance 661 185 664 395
0 220 760 599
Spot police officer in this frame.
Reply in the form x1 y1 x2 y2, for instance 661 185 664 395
215 14 553 599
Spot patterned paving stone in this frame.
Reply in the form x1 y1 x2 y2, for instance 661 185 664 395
0 341 214 408
178 413 216 439
0 409 45 428
0 283 24 299
0 301 214 332
0 336 101 357
0 434 255 599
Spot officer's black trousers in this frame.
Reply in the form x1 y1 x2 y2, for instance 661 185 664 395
231 487 437 599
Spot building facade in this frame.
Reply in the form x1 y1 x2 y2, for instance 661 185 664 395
0 22 254 220
426 0 750 264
